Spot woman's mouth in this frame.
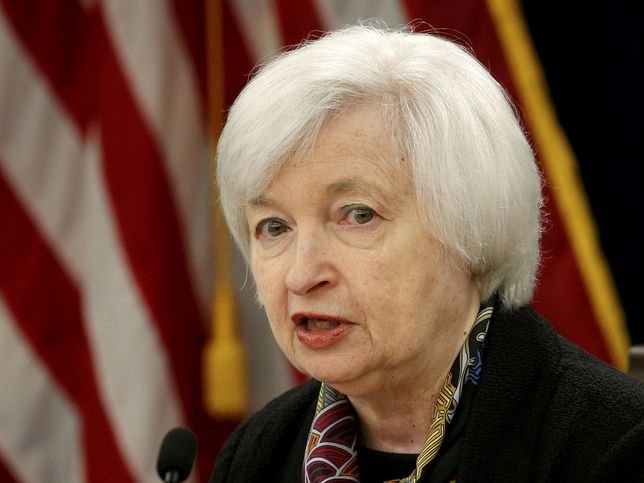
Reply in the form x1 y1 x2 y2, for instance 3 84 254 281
292 314 354 349
305 318 340 330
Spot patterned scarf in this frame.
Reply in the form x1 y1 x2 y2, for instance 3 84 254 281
303 305 493 483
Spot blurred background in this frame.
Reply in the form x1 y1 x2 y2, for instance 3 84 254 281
0 0 641 482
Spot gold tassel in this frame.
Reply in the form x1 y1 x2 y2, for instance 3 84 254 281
203 0 248 418
203 280 248 418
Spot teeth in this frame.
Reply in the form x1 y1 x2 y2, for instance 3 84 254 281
306 318 339 330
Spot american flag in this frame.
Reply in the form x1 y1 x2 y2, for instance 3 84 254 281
0 1 220 481
0 1 633 482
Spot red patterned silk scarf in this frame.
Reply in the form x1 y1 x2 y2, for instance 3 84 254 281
303 384 359 482
303 305 493 483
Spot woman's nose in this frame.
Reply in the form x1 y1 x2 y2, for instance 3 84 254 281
284 231 336 296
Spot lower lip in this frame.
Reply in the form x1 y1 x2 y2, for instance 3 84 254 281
295 322 353 349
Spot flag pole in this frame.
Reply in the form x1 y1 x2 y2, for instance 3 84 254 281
203 0 248 418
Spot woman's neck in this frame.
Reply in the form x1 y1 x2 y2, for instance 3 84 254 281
349 381 444 453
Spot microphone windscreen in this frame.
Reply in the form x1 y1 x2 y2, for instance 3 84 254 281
156 427 198 481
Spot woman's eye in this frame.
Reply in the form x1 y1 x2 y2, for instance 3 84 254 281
256 218 288 238
343 205 376 225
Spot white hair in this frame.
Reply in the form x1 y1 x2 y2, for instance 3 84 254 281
216 23 543 310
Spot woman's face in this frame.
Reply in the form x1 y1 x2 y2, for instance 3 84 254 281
247 105 480 397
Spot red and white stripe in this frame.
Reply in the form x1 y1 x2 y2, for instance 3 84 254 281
0 297 85 483
0 0 212 480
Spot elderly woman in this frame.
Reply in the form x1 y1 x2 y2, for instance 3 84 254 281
211 25 644 482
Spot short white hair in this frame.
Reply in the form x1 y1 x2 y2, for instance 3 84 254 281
217 23 542 310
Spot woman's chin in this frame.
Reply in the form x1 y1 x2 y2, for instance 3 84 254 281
284 336 375 389
293 355 370 392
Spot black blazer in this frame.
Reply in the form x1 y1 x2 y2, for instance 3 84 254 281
211 307 644 482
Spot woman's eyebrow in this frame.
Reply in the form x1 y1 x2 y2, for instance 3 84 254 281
248 195 275 208
247 176 399 210
326 177 391 199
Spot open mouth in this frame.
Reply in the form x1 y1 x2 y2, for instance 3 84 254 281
292 313 349 330
292 314 353 348
302 318 340 330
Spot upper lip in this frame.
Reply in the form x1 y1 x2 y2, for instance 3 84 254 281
290 312 354 325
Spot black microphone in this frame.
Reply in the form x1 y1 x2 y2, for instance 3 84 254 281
156 427 198 482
